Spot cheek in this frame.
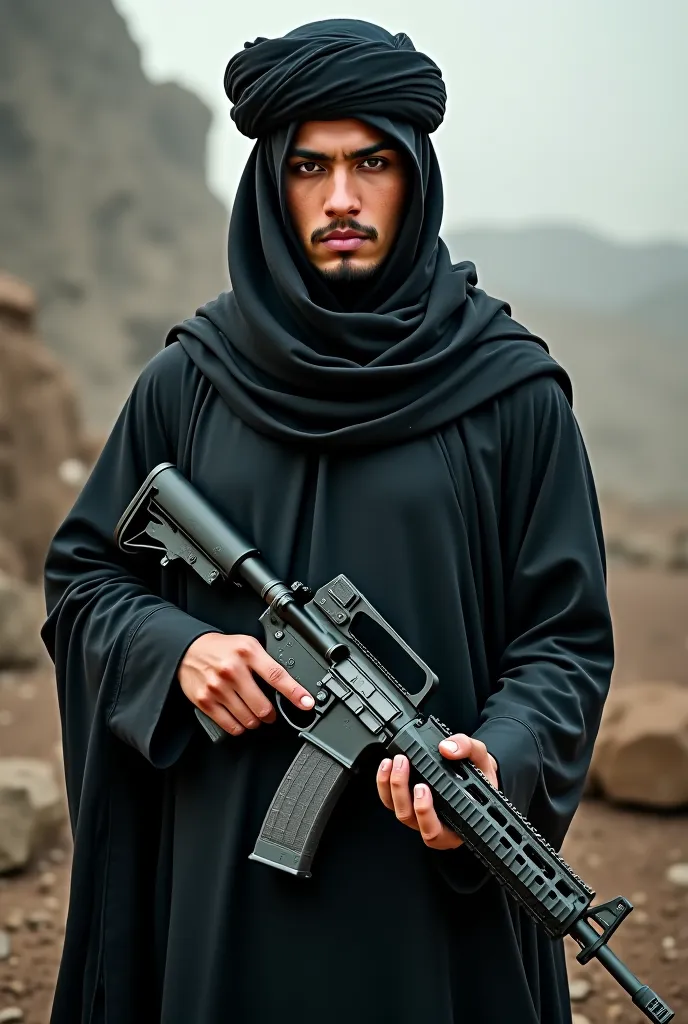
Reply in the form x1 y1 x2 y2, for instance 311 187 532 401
285 184 314 241
370 178 406 236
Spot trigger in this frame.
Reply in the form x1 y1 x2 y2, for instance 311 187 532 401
276 692 317 731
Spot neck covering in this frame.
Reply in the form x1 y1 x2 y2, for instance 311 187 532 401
167 19 571 449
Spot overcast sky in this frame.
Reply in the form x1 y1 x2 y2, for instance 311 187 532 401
113 0 687 244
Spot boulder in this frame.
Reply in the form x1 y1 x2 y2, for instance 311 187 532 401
0 572 45 668
0 537 24 579
0 271 89 582
590 682 688 809
0 758 65 873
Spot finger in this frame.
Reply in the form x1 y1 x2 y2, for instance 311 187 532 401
203 658 269 728
204 702 247 738
230 664 279 724
413 784 463 850
439 733 499 788
376 759 395 811
213 676 264 729
243 637 316 710
389 755 419 831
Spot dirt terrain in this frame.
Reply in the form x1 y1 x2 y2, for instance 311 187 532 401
1 562 687 1023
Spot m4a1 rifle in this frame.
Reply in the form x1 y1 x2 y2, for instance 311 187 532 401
116 463 674 1023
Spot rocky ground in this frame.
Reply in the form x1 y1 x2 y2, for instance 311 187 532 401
1 562 687 1023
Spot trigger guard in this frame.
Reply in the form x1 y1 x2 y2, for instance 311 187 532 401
276 692 317 731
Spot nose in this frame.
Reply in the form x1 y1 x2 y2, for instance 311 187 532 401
323 167 361 220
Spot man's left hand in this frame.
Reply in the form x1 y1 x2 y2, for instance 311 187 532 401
376 734 499 850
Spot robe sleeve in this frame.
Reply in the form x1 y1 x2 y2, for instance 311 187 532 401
473 376 614 848
41 345 216 820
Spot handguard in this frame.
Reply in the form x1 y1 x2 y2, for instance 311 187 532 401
115 464 674 1023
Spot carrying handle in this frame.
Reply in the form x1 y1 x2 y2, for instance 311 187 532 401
249 741 350 877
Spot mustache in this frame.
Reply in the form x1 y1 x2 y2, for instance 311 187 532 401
310 218 379 245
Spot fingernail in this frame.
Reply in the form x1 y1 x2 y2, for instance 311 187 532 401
415 784 426 799
300 695 315 708
380 759 392 772
441 740 459 753
393 755 405 771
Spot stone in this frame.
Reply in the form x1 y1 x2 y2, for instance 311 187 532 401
0 759 65 873
569 979 591 1001
43 895 60 912
589 682 688 808
0 1010 24 1023
4 909 24 931
571 1015 591 1024
0 539 23 580
666 863 688 887
37 870 56 892
0 928 10 960
0 573 45 669
4 980 25 996
48 847 66 865
0 710 14 727
606 1005 623 1021
26 909 53 929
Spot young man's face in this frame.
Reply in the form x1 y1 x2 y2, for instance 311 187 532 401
285 118 407 284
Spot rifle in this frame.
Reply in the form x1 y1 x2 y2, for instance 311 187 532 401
115 463 674 1023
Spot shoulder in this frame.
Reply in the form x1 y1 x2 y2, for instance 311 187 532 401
499 373 574 428
127 341 208 447
135 340 199 390
132 341 205 411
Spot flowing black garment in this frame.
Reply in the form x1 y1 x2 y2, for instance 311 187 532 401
43 344 612 1024
42 19 613 1023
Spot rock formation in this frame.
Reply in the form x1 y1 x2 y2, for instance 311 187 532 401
0 759 65 873
0 272 90 583
589 681 688 809
0 0 228 427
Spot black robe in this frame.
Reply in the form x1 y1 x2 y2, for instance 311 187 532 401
42 338 613 1024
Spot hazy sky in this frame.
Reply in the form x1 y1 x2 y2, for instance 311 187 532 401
113 0 687 244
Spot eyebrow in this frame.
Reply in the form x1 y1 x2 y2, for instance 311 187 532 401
289 140 393 162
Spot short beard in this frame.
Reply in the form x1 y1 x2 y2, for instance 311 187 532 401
317 258 382 309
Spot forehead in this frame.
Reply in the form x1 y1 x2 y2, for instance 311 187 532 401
291 118 384 153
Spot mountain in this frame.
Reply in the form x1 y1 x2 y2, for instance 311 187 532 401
444 225 688 319
442 225 687 500
629 279 688 339
506 299 687 502
0 0 228 426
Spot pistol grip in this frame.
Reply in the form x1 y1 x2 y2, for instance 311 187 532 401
249 741 350 877
194 707 226 743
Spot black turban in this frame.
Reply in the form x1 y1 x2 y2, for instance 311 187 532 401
225 19 446 139
167 19 569 449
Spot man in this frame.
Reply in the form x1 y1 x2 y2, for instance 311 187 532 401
42 19 613 1024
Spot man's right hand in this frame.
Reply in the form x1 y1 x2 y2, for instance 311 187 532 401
178 632 315 737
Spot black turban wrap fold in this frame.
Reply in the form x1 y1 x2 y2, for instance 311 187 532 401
225 20 447 138
168 19 571 448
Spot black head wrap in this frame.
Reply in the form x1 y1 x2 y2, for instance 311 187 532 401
225 20 446 138
168 19 570 449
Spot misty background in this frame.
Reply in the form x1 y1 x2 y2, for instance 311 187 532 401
0 0 686 501
115 0 688 245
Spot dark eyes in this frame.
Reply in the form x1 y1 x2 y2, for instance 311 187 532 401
293 157 388 175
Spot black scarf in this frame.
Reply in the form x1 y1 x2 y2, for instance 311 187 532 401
167 19 570 449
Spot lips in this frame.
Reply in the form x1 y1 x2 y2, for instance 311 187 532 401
320 229 370 252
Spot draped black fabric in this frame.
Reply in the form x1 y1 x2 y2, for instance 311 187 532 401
226 20 446 138
170 19 571 449
43 18 613 1024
